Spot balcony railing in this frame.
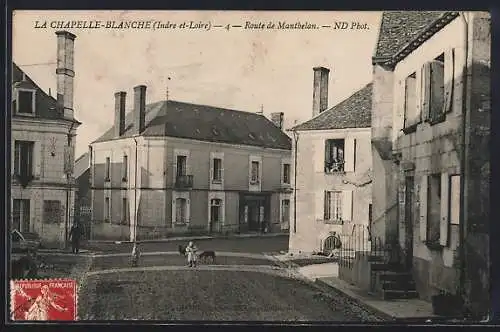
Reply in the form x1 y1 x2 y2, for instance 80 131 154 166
324 161 345 174
175 175 193 189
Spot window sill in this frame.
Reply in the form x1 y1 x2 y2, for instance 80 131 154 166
250 181 260 185
402 123 419 135
174 222 188 226
324 170 346 175
424 240 444 250
212 179 222 184
428 114 446 126
323 219 344 225
104 178 111 182
15 112 36 117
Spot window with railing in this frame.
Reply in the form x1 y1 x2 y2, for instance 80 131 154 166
212 158 222 183
250 161 260 184
324 139 345 173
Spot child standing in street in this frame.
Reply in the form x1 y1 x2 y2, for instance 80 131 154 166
131 242 141 267
185 241 198 267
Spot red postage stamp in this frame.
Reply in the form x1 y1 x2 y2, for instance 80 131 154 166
10 279 77 321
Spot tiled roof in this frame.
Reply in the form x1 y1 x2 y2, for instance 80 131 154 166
292 83 372 131
11 63 80 123
374 11 447 60
93 100 292 150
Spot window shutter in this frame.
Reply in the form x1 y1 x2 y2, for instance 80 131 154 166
186 197 191 224
443 48 455 114
439 173 450 246
315 190 325 220
430 60 445 120
209 157 214 181
419 175 428 241
186 152 191 175
344 138 356 172
314 139 325 172
342 190 353 222
415 69 423 122
33 141 42 178
396 80 405 132
421 63 431 122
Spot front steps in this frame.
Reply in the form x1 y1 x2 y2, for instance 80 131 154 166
369 256 419 300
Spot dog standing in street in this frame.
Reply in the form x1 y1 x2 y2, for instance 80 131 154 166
178 244 216 265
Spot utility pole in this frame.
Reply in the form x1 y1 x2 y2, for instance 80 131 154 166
65 121 76 248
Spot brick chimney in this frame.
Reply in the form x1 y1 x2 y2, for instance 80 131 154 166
270 112 284 130
133 85 147 135
55 31 76 119
114 91 126 137
312 66 330 118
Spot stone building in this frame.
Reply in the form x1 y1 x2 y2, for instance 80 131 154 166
88 87 292 241
11 31 81 247
371 11 490 316
288 67 372 254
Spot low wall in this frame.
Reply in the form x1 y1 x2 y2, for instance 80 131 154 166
91 223 130 241
339 251 372 292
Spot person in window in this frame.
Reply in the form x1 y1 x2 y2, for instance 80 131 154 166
185 241 198 267
68 224 82 254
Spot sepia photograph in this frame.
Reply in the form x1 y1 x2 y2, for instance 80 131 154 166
7 10 491 323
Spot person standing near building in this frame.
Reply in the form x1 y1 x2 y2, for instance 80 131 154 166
68 224 81 254
185 241 198 267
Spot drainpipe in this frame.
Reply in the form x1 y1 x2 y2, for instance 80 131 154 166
458 11 469 310
65 121 76 248
133 136 139 242
88 145 93 240
292 131 299 233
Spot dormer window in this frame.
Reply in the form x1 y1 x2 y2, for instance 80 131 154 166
16 89 36 115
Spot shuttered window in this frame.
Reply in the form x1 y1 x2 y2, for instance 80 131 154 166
403 72 419 132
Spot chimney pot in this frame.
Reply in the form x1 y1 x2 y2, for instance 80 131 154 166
270 112 284 130
134 85 147 134
312 66 330 118
114 91 126 137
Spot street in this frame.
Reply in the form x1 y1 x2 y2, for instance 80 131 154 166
83 234 290 254
78 268 381 321
69 236 382 322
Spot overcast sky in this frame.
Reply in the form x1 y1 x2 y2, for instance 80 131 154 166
13 10 381 157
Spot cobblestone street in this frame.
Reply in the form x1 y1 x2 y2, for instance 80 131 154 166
78 268 383 322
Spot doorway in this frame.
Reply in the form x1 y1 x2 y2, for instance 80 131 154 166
404 176 415 269
239 193 270 232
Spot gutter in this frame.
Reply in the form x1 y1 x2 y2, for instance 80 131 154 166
133 136 139 242
458 12 469 310
292 131 299 234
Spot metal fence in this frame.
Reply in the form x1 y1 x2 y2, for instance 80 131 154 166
337 223 371 269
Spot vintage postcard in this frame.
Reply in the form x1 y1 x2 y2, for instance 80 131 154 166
8 10 491 322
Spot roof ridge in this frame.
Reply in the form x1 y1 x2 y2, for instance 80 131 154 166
291 82 372 130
